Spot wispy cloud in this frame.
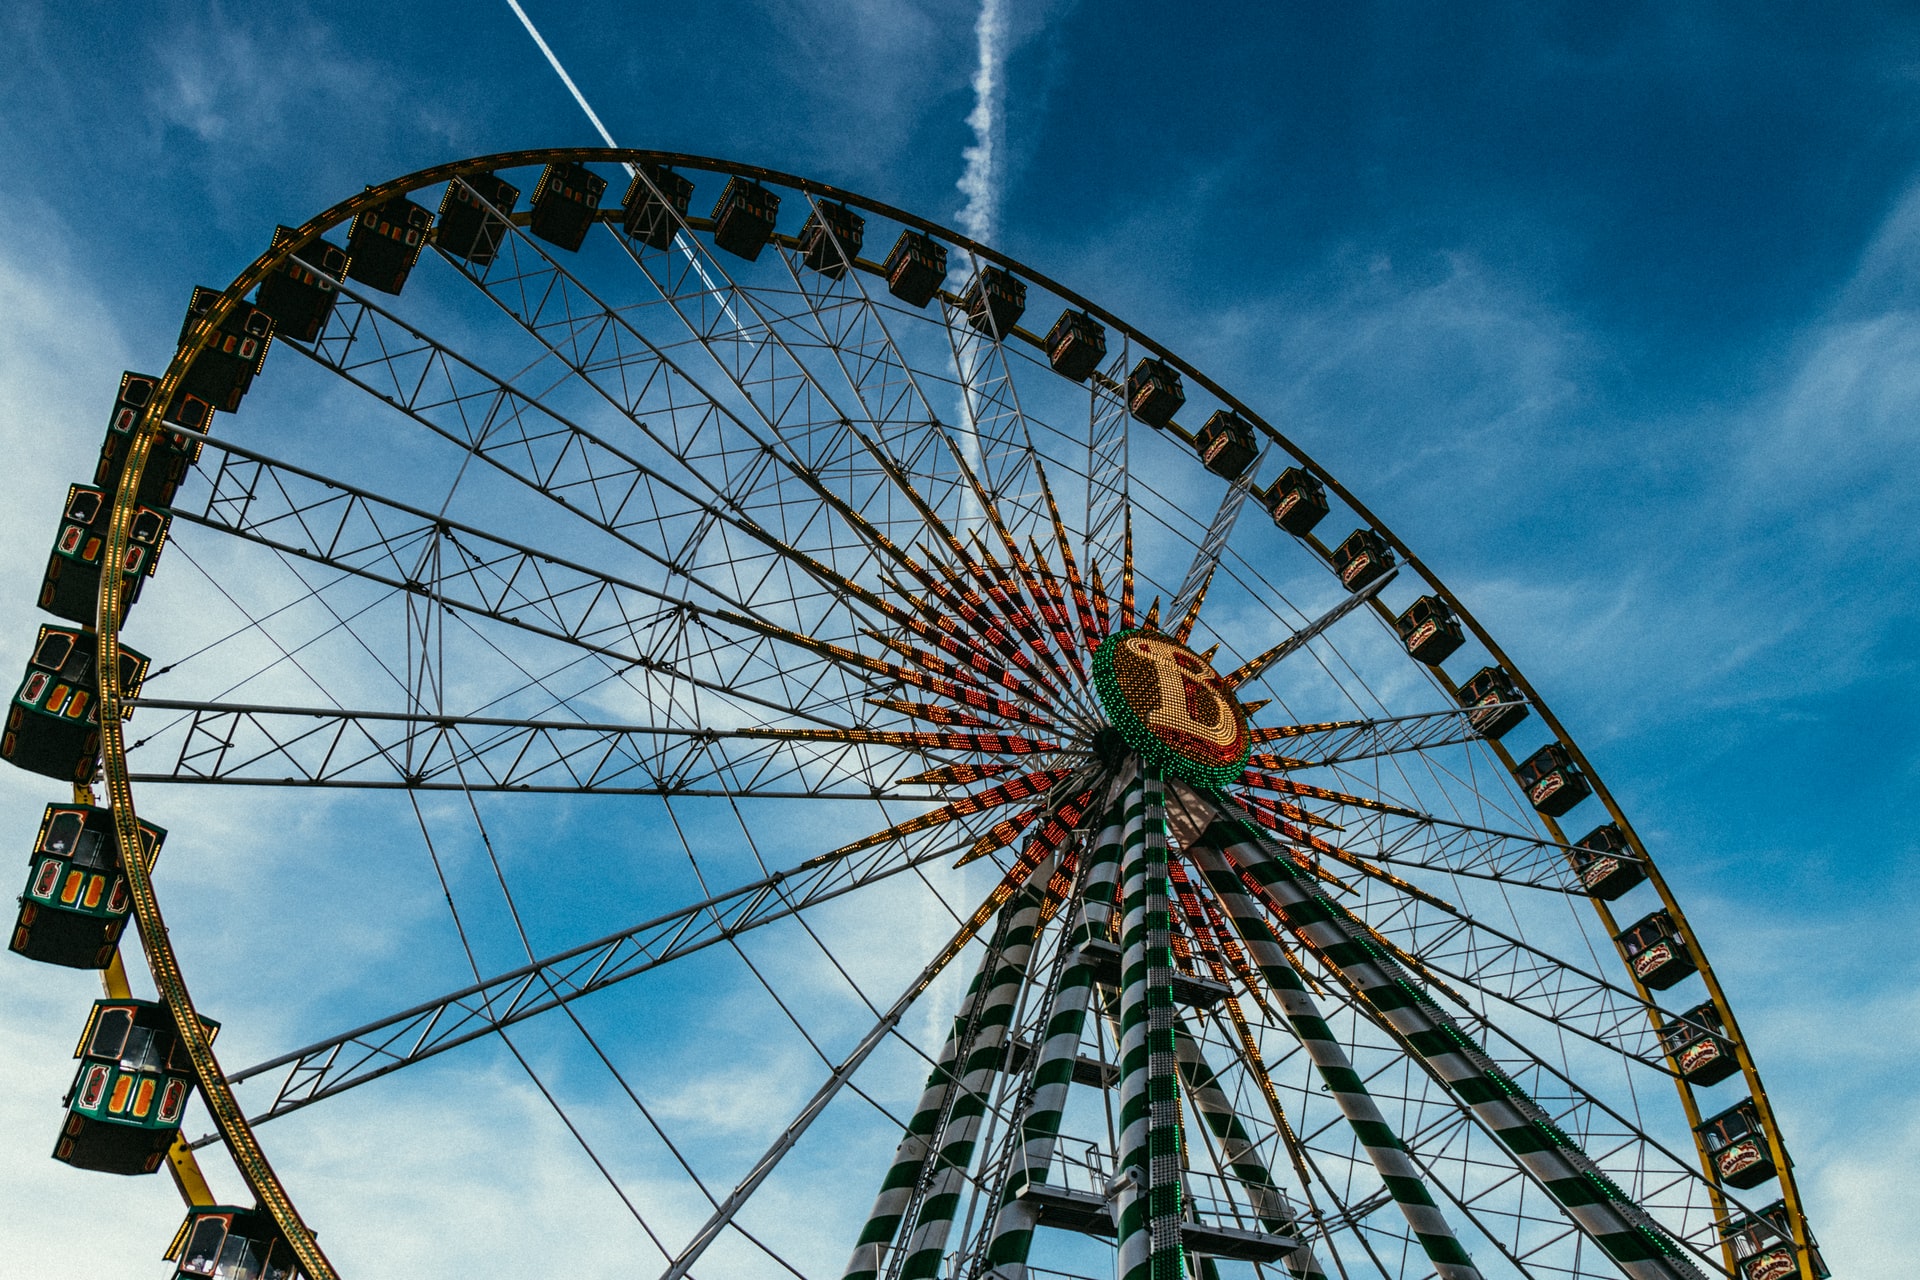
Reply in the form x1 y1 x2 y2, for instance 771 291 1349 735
1679 895 1920 1280
0 977 188 1274
1814 1104 1920 1280
147 14 381 152
137 5 468 208
0 188 138 813
737 0 965 187
1739 182 1920 529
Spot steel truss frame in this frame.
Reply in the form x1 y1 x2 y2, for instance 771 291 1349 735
64 146 1816 1280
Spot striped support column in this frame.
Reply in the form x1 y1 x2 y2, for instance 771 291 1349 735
844 878 1045 1280
893 871 1054 1279
1183 839 1483 1280
1114 770 1187 1280
982 797 1130 1278
1172 1021 1326 1280
1065 795 1127 956
1198 800 1704 1280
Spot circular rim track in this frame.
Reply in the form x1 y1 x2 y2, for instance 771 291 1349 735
91 146 1813 1279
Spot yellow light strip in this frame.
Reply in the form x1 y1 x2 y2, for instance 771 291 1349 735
96 288 339 1277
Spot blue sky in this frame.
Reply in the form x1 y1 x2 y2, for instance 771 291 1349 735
0 2 1915 1276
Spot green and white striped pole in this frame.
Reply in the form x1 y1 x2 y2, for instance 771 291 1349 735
1172 1020 1326 1280
982 790 1130 1278
1114 768 1188 1280
1197 797 1704 1280
1182 836 1484 1280
844 869 1049 1280
1166 854 1327 1280
891 867 1054 1279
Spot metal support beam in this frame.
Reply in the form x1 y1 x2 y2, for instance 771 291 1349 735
198 825 973 1140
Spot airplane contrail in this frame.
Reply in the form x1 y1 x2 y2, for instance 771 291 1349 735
955 0 1009 248
503 0 744 334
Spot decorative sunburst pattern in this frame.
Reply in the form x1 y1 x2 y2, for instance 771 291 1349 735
803 477 1343 860
609 423 1710 1280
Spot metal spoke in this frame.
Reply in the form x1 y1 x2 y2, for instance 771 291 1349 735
173 433 916 736
198 822 982 1139
126 698 1070 795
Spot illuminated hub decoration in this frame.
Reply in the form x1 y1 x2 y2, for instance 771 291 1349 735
1092 628 1251 787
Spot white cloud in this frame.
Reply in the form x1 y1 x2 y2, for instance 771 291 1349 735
134 5 469 213
231 1054 697 1276
1809 1097 1920 1279
741 0 1070 205
0 977 191 1274
740 0 969 182
1687 899 1920 1280
146 14 382 152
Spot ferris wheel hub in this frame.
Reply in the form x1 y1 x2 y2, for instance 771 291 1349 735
1090 628 1251 787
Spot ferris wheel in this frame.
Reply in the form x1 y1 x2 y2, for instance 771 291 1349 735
5 147 1828 1280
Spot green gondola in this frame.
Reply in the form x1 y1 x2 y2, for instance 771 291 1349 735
95 369 209 512
2 625 149 784
53 999 215 1176
176 286 273 414
11 803 164 969
38 483 170 626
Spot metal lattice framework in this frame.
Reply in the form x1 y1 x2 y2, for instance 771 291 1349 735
17 147 1820 1280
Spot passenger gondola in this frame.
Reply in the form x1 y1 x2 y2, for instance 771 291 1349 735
11 803 164 969
962 265 1026 336
1721 1202 1827 1280
1263 466 1328 535
882 230 947 307
1567 821 1644 899
1393 594 1464 665
1512 741 1591 816
1658 1000 1740 1087
621 165 695 250
176 286 273 413
1456 664 1528 739
1044 310 1106 381
1126 357 1184 427
53 999 214 1176
168 1205 305 1280
798 201 865 277
95 371 207 511
710 176 780 260
1194 411 1258 480
529 160 606 251
435 174 519 266
254 227 350 343
1615 909 1697 990
3 625 149 784
38 484 170 625
344 194 432 294
1330 527 1394 591
1695 1099 1778 1190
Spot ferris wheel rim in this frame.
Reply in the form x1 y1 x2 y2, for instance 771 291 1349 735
73 144 1812 1279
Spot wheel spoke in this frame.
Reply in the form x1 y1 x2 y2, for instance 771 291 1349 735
199 819 990 1140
